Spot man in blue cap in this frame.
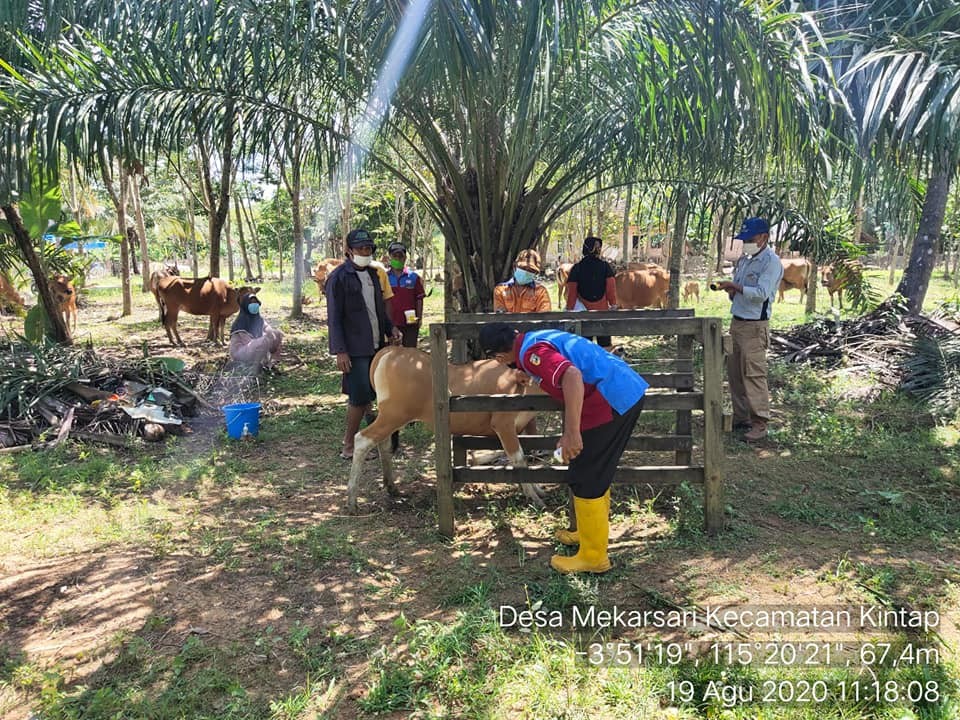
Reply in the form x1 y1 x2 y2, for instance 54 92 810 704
714 217 784 442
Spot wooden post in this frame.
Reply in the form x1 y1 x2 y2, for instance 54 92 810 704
452 338 469 364
675 333 693 465
431 324 455 538
701 318 724 533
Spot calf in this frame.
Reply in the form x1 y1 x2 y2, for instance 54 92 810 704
556 262 573 305
821 259 862 309
347 346 547 513
312 258 343 296
615 266 670 309
49 275 77 334
148 264 180 303
682 281 700 304
155 276 259 346
0 272 24 313
778 258 811 303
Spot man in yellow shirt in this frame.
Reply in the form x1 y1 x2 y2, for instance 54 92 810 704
493 249 552 313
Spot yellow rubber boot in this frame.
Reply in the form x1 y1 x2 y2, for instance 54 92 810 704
555 490 610 546
550 494 611 574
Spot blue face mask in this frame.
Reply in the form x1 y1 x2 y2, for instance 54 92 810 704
513 268 535 285
247 302 261 315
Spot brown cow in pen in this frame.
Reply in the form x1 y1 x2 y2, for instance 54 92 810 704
347 346 547 513
155 276 259 346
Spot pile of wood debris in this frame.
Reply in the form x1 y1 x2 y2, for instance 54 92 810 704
770 297 960 415
0 341 233 452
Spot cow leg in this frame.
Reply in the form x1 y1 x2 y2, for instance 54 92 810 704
164 305 183 346
346 416 402 513
347 431 376 514
491 420 546 508
377 438 399 496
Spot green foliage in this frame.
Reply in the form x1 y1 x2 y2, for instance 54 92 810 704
902 331 960 421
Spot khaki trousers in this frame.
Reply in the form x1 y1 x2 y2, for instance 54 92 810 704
728 319 771 424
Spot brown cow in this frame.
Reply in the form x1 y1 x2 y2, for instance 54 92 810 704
682 281 700 304
312 258 343 296
556 262 573 305
615 266 670 309
778 258 811 303
0 272 24 313
821 259 863 309
155 276 259 346
50 275 78 334
347 346 547 512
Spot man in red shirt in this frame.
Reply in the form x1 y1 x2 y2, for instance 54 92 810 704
386 242 426 349
479 322 649 574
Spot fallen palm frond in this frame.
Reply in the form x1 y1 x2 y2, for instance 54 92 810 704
0 338 208 447
770 297 960 419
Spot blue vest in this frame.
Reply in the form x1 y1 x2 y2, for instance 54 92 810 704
518 330 649 414
388 268 419 289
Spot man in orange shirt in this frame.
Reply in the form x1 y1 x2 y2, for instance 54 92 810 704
493 249 552 314
492 248 551 443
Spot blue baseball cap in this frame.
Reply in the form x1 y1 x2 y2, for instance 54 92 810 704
735 217 770 240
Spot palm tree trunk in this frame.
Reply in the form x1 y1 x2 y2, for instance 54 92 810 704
667 188 689 308
186 191 199 277
621 183 632 261
2 204 71 344
240 190 263 281
101 155 132 316
283 154 305 318
129 169 150 292
234 194 253 281
886 228 897 286
224 210 235 282
896 171 951 314
804 261 818 315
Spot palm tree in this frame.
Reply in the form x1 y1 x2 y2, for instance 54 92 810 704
2 0 835 313
838 0 960 313
361 0 832 310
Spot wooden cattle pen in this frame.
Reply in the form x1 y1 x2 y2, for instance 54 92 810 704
428 309 726 538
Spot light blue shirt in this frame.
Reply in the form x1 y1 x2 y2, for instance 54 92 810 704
730 246 784 320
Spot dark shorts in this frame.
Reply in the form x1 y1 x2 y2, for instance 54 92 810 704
341 355 375 406
400 326 419 348
568 398 645 498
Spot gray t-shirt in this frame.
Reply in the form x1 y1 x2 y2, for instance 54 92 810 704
357 269 380 348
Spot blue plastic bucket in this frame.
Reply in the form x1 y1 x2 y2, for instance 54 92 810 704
223 402 261 439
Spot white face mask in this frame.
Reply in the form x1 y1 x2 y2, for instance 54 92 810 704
742 242 760 257
352 254 373 267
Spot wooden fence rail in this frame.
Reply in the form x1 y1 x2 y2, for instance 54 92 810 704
429 309 725 538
